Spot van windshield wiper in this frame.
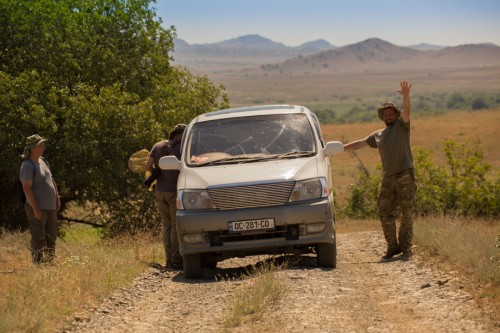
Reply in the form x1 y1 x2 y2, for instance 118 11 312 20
275 151 316 159
194 155 271 166
212 156 272 165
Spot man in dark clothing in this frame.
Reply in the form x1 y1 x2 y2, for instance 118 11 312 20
343 81 416 260
146 124 186 269
19 134 61 264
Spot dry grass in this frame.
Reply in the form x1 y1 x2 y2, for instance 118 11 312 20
413 215 500 322
222 259 289 331
414 216 500 285
0 225 163 333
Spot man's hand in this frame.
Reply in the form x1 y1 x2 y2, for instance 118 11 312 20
398 80 412 95
34 207 43 220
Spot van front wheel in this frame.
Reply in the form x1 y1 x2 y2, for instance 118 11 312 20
183 254 203 279
317 240 337 268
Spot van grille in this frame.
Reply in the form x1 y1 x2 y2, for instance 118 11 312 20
207 181 295 210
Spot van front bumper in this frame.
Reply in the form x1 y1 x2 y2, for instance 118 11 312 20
176 198 335 257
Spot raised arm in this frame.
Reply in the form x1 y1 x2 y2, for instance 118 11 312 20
399 81 412 123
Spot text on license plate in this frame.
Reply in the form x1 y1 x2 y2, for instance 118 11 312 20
228 218 275 232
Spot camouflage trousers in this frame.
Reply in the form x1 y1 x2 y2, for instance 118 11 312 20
378 168 417 253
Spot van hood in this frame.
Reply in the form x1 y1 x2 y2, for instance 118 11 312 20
180 157 320 189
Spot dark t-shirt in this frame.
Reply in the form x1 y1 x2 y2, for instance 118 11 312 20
366 118 414 177
149 139 181 193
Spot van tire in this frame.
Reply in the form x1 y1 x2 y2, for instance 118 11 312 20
317 239 337 268
202 253 218 269
183 254 203 279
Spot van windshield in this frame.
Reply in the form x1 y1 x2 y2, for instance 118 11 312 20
186 113 316 166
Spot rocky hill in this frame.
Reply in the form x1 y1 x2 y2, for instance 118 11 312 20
172 35 500 74
261 38 500 74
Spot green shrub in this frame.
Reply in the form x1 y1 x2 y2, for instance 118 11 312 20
442 140 499 215
339 170 380 219
447 93 467 109
471 95 488 110
413 148 448 214
339 140 500 218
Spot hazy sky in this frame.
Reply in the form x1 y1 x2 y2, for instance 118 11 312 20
153 0 500 47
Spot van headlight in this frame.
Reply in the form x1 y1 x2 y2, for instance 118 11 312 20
289 178 329 202
178 189 215 210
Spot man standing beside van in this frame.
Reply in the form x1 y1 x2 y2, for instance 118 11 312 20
343 81 416 260
146 124 185 270
20 134 61 264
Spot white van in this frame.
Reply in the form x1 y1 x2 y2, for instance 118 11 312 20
159 105 344 278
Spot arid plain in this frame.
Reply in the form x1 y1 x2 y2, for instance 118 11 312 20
200 63 500 201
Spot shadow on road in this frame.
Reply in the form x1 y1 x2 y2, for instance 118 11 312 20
167 254 333 283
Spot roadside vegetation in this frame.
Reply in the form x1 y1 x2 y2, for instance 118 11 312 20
312 91 500 124
0 225 162 333
414 216 499 285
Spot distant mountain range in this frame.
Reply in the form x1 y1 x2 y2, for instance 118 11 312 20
174 34 335 57
172 34 500 73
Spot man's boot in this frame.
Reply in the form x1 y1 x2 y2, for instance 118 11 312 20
381 218 401 259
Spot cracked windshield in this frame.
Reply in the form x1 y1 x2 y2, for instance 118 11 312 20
186 113 316 166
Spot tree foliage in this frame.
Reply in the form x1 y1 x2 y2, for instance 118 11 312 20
0 0 229 231
339 140 500 218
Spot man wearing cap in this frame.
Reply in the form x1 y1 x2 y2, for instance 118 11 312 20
145 124 186 270
19 134 61 264
343 81 416 260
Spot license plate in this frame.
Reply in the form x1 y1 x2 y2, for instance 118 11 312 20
228 218 275 232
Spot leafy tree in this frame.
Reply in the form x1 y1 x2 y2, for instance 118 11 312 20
0 0 173 98
0 0 229 231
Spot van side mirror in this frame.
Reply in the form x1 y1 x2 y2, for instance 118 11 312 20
159 156 181 170
324 141 344 156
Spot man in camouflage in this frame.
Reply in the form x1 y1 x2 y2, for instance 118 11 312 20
343 81 416 260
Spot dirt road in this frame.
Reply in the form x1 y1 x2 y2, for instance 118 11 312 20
67 231 497 333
